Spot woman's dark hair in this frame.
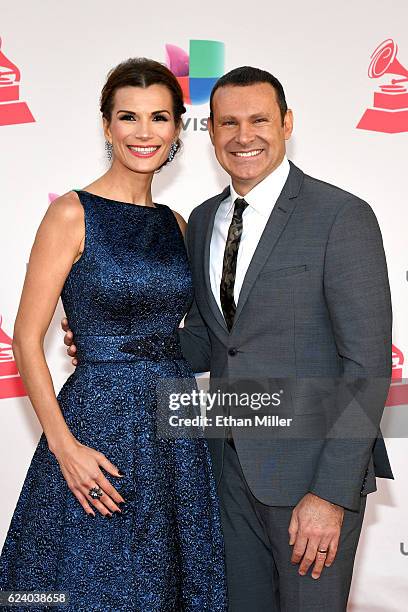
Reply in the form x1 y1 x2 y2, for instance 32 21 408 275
100 57 186 166
209 66 288 125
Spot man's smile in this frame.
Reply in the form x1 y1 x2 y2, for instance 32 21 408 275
230 149 264 158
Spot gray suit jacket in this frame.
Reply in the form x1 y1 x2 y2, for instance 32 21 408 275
179 161 393 512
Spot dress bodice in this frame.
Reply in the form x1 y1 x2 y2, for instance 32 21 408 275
60 190 194 361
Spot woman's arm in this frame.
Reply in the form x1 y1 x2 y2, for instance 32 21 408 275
177 209 211 373
13 192 84 452
172 209 187 236
13 192 125 516
170 211 211 370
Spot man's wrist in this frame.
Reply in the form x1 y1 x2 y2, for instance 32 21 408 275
307 490 344 510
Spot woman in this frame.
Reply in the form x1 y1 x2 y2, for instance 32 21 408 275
0 58 227 611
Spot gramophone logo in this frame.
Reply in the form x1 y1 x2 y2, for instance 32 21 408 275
357 39 408 134
0 315 27 400
385 344 408 407
165 40 225 105
0 36 35 127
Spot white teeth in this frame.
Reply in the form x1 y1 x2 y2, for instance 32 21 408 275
234 150 262 157
129 146 159 154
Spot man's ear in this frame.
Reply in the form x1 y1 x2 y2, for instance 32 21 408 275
207 116 215 145
103 117 112 144
283 109 294 141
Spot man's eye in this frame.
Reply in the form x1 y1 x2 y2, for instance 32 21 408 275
153 114 168 121
255 118 267 123
222 121 235 126
119 114 135 121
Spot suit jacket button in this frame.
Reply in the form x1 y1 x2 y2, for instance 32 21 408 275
228 347 238 356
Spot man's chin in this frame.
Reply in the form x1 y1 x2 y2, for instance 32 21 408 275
230 170 268 186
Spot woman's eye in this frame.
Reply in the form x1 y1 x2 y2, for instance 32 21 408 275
153 114 168 121
119 114 135 121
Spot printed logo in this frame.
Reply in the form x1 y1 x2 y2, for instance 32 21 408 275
0 36 35 126
0 315 27 399
357 38 408 133
386 344 408 407
165 40 225 105
391 344 404 381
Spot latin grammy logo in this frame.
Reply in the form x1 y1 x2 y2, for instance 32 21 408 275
357 38 408 134
385 344 408 407
0 314 27 400
391 344 404 382
0 36 35 127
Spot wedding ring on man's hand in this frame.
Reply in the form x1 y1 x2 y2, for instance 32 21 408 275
89 486 103 500
317 549 328 554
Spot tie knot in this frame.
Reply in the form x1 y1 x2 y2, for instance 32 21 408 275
233 197 248 219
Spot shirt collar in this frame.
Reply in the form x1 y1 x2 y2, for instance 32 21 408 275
223 155 290 219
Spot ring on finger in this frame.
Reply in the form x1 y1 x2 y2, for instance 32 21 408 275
89 485 103 500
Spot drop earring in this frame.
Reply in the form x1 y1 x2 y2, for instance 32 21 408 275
167 142 178 163
105 140 113 161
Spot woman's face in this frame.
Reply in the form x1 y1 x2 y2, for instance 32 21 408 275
103 84 180 173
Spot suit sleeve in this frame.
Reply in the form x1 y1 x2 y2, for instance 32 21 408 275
308 198 392 511
177 211 212 374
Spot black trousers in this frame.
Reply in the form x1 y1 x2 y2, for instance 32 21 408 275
218 439 367 612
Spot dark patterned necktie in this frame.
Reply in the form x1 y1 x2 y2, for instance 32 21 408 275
220 197 249 331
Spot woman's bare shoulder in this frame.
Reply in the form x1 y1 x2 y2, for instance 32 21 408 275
169 208 187 236
46 190 84 224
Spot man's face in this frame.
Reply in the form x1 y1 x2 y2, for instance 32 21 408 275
208 83 293 195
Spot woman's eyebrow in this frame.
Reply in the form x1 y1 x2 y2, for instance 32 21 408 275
116 109 171 115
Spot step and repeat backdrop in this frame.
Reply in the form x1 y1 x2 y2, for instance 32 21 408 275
1 1 407 609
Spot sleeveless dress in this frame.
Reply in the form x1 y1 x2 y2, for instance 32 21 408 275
0 190 227 612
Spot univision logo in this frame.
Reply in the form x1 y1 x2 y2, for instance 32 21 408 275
165 40 225 106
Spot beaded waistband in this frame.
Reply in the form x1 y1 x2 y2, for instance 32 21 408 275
75 333 183 364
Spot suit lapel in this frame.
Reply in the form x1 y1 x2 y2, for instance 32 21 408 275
232 162 304 328
203 186 230 333
201 162 305 334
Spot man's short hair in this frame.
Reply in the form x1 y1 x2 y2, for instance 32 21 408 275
209 66 288 125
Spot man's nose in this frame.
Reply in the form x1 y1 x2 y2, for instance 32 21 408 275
235 123 256 146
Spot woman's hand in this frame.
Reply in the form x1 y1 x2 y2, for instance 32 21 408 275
51 437 126 517
62 317 78 366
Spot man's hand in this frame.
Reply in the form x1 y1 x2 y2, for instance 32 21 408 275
61 317 78 366
288 492 344 579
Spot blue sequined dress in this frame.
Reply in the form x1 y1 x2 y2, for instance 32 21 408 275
0 190 227 611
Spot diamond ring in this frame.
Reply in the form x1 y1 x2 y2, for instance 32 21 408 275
89 485 103 500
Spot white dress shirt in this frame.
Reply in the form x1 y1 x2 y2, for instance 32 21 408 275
209 155 290 314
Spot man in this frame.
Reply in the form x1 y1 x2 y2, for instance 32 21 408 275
63 67 393 611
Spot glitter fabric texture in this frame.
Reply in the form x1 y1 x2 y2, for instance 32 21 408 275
0 191 227 611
